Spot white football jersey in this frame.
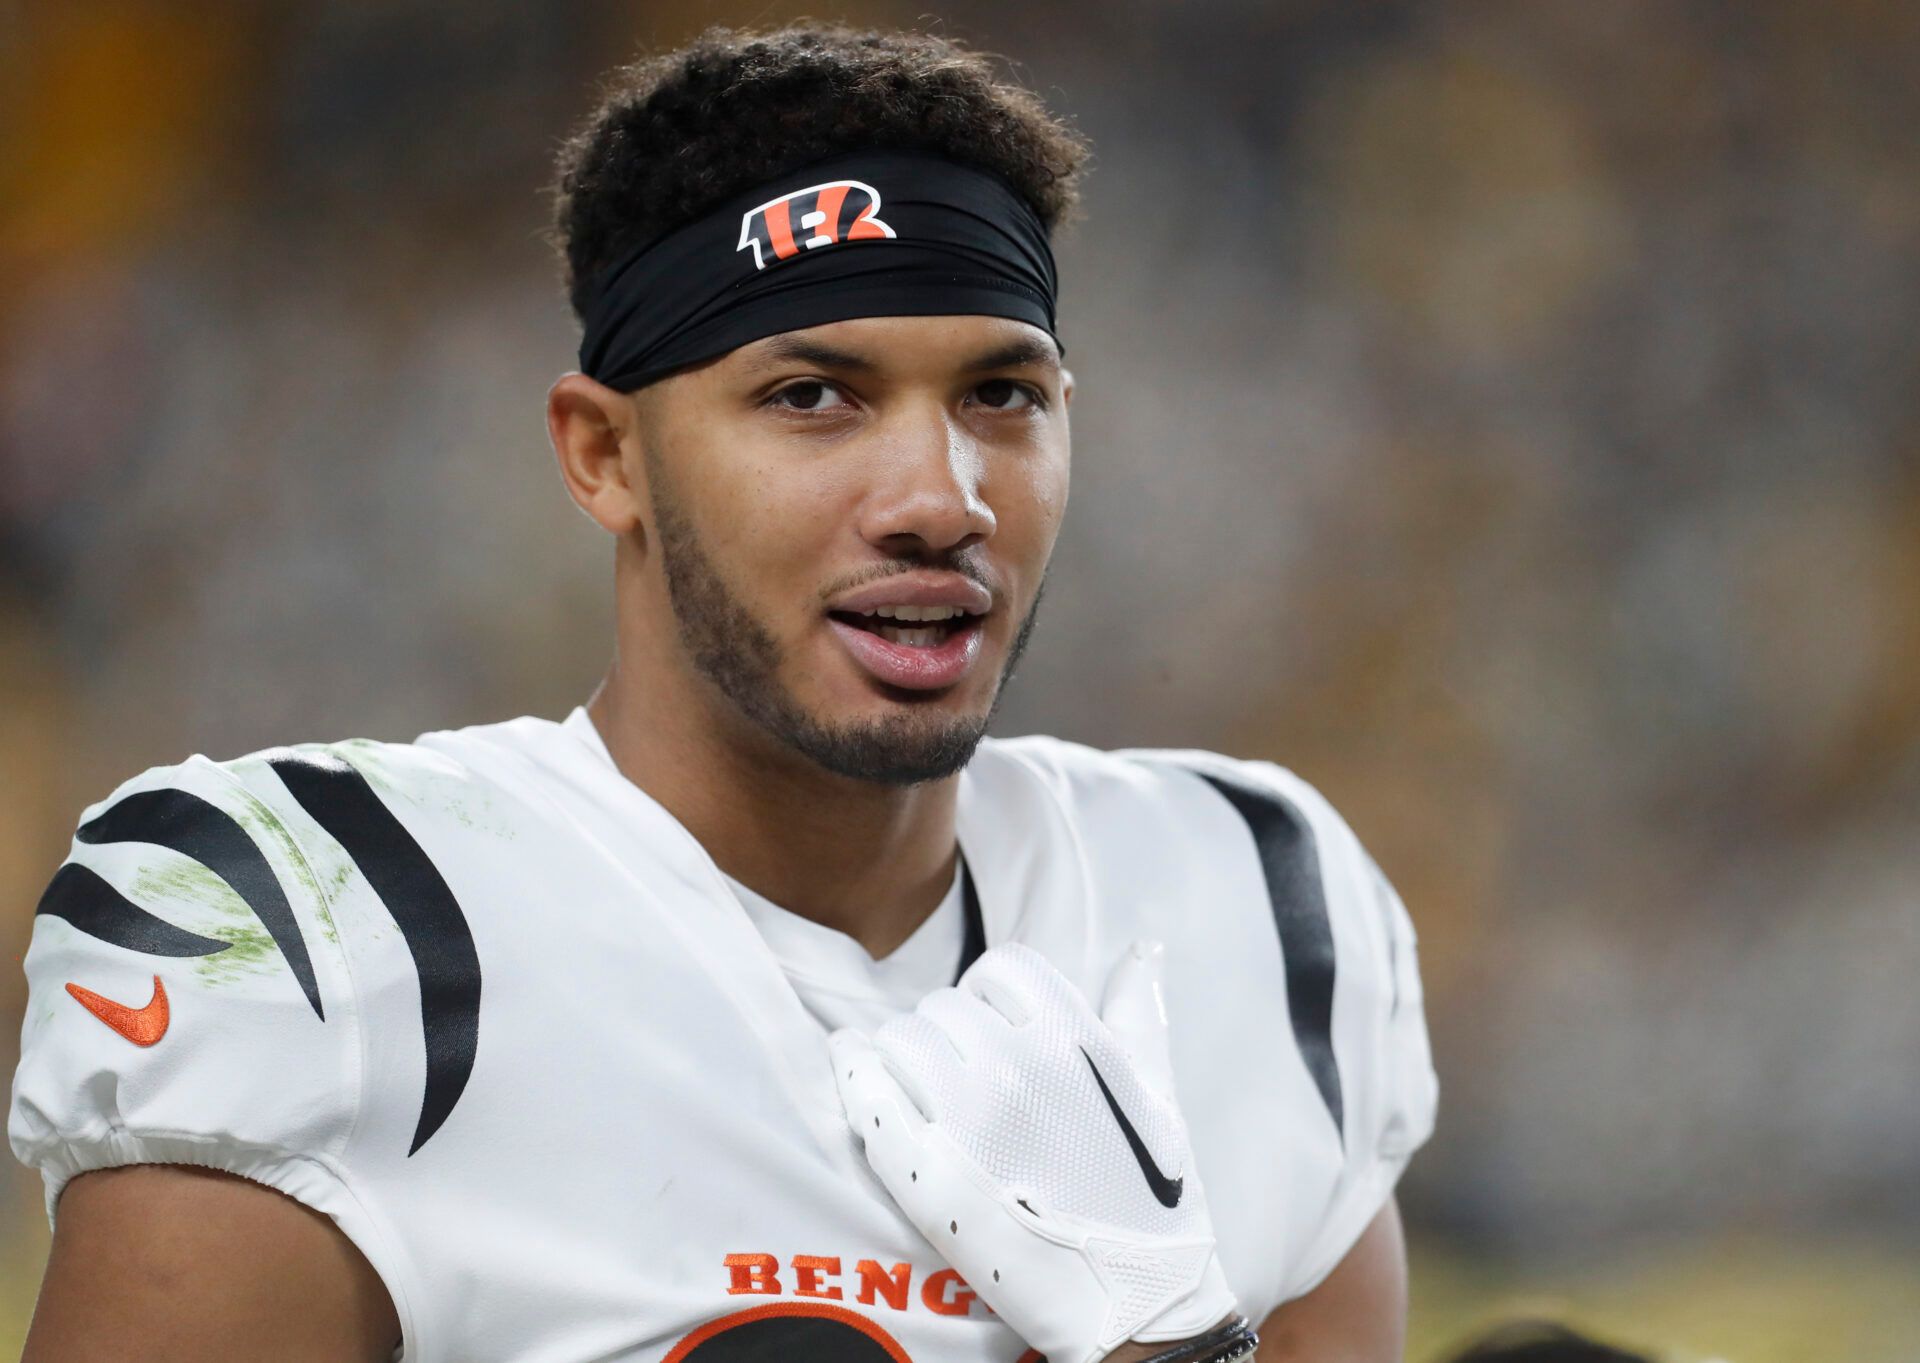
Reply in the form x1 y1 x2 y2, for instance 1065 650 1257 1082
10 708 1437 1363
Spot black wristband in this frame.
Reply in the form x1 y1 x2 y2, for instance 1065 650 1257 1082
1132 1315 1259 1363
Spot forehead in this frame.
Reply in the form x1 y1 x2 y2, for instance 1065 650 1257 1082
727 314 1062 377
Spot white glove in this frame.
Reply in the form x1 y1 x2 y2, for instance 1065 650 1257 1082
830 941 1238 1363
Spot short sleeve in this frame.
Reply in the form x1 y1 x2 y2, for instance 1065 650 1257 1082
1103 744 1441 1301
7 752 379 1240
1256 764 1439 1299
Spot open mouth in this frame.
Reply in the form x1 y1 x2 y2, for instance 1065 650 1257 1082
826 605 983 649
824 604 989 691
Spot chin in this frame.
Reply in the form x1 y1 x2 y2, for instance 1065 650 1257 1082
778 666 1001 786
784 704 994 786
833 668 999 722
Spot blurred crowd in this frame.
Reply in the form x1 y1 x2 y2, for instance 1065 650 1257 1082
3 0 1918 1355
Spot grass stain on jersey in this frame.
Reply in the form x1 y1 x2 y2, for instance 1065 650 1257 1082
193 922 280 984
333 737 521 842
441 789 517 839
330 739 405 795
123 860 281 986
313 857 357 942
222 775 343 945
130 858 247 922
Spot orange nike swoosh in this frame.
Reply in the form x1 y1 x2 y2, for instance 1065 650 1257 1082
66 975 170 1046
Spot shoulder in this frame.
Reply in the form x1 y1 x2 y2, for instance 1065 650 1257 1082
8 737 466 1350
973 734 1437 1298
980 735 1407 1022
11 744 367 1211
27 721 541 975
8 717 566 1198
179 713 597 887
974 734 1361 864
972 734 1412 1025
26 746 359 1029
39 715 569 878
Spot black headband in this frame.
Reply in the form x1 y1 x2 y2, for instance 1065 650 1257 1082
576 151 1059 392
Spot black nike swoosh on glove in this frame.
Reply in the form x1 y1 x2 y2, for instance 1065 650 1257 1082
1081 1046 1185 1208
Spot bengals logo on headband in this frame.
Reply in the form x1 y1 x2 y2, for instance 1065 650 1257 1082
738 180 896 270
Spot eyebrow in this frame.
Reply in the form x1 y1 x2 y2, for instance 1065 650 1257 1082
751 336 878 372
960 335 1062 374
745 331 1062 375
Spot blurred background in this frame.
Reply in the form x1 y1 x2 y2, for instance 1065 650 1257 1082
3 0 1917 1357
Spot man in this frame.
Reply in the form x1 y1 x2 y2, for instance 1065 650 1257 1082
10 25 1436 1363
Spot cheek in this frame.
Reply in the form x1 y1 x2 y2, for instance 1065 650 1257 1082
691 432 803 536
705 452 854 613
997 446 1071 559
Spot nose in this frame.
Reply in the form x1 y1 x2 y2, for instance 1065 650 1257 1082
856 405 997 556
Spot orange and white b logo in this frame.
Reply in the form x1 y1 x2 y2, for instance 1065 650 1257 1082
738 180 896 270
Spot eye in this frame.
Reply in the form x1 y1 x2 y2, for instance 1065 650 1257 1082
768 380 851 412
972 378 1042 412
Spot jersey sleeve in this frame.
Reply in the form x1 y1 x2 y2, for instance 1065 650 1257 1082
7 750 405 1293
1249 762 1439 1300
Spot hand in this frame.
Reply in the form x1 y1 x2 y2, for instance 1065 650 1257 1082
831 941 1239 1363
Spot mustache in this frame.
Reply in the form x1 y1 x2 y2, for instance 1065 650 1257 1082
815 549 998 604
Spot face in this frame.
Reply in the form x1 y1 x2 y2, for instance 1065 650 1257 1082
630 314 1071 785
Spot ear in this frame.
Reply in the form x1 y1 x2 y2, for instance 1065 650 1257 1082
547 373 646 535
1060 367 1075 410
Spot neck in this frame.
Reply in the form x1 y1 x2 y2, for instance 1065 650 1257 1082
585 662 961 960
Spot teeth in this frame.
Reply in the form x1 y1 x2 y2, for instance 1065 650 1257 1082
869 604 963 622
878 624 945 647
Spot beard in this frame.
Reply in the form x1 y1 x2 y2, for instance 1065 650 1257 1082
647 457 1044 787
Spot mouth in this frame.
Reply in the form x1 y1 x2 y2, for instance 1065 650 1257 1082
826 604 989 692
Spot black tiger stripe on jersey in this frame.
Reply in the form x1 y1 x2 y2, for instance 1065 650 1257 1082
267 750 480 1157
77 786 326 1019
954 858 986 984
1175 764 1346 1142
35 862 234 958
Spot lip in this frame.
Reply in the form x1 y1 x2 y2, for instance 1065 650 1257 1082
825 572 994 617
827 613 987 691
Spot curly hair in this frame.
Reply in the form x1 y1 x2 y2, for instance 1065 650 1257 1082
550 25 1090 321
